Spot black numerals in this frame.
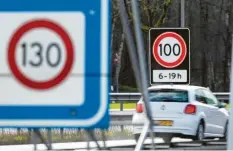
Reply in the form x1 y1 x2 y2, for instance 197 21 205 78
21 42 61 68
29 42 43 67
46 43 61 67
159 43 181 56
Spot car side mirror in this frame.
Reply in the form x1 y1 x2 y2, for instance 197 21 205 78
218 102 226 108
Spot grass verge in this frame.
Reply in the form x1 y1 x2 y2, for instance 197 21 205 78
0 126 134 145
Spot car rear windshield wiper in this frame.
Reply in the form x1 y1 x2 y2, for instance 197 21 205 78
150 97 187 102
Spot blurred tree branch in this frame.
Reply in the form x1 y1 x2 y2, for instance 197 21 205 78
124 0 172 32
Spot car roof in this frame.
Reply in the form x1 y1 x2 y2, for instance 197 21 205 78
147 84 209 91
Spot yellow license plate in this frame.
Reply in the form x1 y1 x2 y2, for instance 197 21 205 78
154 120 173 126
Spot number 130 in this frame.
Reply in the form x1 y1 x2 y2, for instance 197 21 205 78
21 42 62 67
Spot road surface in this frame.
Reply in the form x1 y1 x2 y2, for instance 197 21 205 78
0 138 227 151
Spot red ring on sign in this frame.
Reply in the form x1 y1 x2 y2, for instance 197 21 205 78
153 32 187 68
8 19 74 90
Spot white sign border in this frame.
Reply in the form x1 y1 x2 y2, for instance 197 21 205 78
0 0 109 127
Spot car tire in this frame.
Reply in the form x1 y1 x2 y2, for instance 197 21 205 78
162 135 173 144
134 134 140 142
221 122 228 141
194 122 205 141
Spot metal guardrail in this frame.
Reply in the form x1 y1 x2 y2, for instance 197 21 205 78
110 92 230 101
110 110 134 125
110 92 230 111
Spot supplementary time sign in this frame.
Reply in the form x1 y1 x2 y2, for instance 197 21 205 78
149 28 190 85
0 0 110 128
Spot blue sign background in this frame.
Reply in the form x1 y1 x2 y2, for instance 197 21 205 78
0 0 111 128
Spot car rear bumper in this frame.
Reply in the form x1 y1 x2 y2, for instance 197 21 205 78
133 126 195 137
132 113 199 137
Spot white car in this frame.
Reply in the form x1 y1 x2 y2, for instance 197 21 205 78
132 85 229 142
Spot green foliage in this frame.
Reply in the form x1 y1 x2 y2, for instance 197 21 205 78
125 0 172 32
119 85 138 92
110 103 136 109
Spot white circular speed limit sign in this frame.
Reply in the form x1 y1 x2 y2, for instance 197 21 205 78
152 32 187 68
8 19 74 90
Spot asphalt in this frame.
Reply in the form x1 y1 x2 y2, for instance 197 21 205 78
108 145 227 150
107 140 227 150
0 138 227 151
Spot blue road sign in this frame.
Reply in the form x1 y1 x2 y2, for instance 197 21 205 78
0 0 111 128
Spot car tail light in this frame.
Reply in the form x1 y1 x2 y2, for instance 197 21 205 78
136 103 143 113
184 104 196 114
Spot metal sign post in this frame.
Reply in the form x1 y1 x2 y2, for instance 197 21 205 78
180 0 185 27
118 1 155 151
130 0 155 150
227 34 233 150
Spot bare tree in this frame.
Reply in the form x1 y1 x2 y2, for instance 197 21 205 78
222 0 233 91
111 0 233 92
115 33 125 92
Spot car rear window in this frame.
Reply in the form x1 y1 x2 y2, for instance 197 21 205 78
148 89 189 102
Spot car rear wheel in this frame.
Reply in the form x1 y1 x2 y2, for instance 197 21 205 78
194 123 204 141
162 135 173 144
221 122 228 141
134 134 140 142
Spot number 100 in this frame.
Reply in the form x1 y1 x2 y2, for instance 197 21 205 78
159 43 181 56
